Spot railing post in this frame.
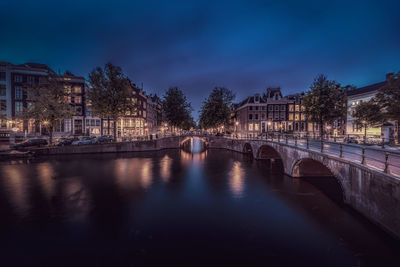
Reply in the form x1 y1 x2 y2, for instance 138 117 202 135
384 152 390 174
382 138 385 149
295 136 297 147
320 139 324 153
339 143 343 158
306 136 309 149
361 147 366 165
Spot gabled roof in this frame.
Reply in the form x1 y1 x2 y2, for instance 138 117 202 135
346 81 386 97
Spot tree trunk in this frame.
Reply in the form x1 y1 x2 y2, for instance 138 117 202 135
319 120 323 140
107 118 110 135
113 118 117 142
364 124 367 145
397 120 400 144
49 125 53 145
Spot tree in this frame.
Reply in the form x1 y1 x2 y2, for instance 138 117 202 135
162 87 193 131
87 63 136 141
375 72 400 142
302 74 346 138
352 99 385 143
22 75 75 144
199 87 235 130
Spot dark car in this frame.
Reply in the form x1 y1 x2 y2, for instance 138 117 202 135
57 138 78 146
96 135 114 143
344 136 358 144
10 138 48 150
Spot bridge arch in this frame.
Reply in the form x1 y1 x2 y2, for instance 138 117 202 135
180 136 208 147
256 145 282 160
242 143 254 158
291 158 347 203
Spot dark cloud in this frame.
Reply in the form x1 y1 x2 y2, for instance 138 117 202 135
1 0 399 120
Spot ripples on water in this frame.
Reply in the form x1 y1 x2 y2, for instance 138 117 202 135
0 138 398 266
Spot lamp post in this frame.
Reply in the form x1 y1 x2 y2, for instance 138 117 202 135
326 125 331 140
235 121 239 138
362 120 367 145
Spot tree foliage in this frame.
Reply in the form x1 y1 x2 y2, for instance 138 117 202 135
375 72 400 122
22 75 75 144
87 63 136 140
162 87 193 130
199 87 235 129
352 99 385 128
302 74 346 136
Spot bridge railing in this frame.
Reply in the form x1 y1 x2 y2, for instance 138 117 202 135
224 133 400 176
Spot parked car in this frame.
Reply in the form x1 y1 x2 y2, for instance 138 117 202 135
343 136 358 144
96 135 114 143
57 138 78 147
72 136 97 146
10 138 48 150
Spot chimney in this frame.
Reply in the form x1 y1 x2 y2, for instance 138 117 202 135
386 72 394 81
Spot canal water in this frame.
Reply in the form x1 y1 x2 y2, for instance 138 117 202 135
0 138 398 266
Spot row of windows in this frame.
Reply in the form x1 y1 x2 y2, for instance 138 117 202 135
248 112 305 121
0 72 5 81
247 104 303 111
0 100 6 111
13 75 37 83
86 119 101 126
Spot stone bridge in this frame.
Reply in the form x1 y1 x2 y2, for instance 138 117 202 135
193 136 400 239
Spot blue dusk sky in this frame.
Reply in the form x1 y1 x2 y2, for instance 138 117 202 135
1 0 399 119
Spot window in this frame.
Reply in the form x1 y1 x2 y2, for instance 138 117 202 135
14 75 23 82
27 76 35 83
255 114 258 120
96 120 101 126
289 105 294 112
281 105 286 111
74 96 82 104
255 106 259 111
86 119 90 126
74 86 82 94
64 85 71 94
254 123 259 131
275 105 279 111
15 86 23 100
248 123 253 131
301 114 306 121
261 113 265 119
249 106 253 111
295 105 300 112
0 100 6 111
15 102 23 113
289 113 294 120
0 72 5 81
295 113 300 121
249 114 253 120
262 106 266 110
268 105 273 111
0 84 5 96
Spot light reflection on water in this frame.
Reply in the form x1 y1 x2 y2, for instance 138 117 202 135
0 148 398 266
229 161 245 198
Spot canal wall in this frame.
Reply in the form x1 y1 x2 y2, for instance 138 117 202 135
31 136 182 156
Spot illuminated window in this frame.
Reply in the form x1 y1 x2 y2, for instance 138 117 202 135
248 123 253 131
301 114 305 121
289 105 294 112
295 105 300 112
295 113 300 121
289 114 294 120
74 96 81 104
74 86 82 94
254 123 259 131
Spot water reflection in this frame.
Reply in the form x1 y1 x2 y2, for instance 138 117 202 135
0 149 398 267
115 158 153 189
229 161 245 198
36 162 56 199
160 155 172 182
1 165 28 216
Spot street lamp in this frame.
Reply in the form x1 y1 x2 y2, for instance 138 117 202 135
362 120 367 144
